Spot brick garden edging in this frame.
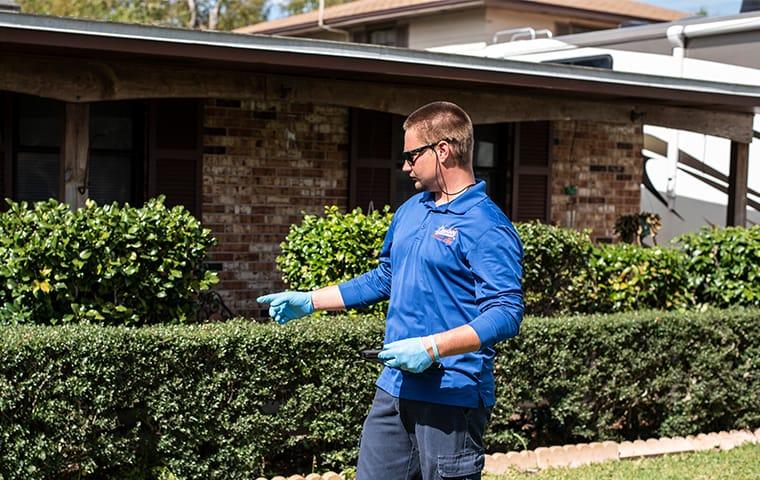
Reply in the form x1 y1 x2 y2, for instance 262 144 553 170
253 428 759 479
484 428 760 474
255 472 345 480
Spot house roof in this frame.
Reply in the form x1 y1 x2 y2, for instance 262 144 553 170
235 0 688 35
0 11 758 115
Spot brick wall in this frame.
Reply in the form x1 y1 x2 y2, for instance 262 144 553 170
202 99 349 318
202 107 642 317
550 121 643 242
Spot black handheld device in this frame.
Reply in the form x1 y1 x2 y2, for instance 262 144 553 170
360 349 384 364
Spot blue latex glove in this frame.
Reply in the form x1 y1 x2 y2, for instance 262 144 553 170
256 291 314 325
378 337 434 373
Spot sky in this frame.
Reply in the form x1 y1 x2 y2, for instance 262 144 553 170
639 0 743 16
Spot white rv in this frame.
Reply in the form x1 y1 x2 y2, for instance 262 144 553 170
432 11 760 241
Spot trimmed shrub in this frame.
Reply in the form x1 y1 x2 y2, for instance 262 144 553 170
277 208 760 315
277 205 393 315
1 309 757 478
0 198 218 326
675 226 760 308
488 308 759 451
574 244 694 313
514 221 594 316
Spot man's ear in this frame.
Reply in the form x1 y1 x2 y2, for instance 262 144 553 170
438 141 453 165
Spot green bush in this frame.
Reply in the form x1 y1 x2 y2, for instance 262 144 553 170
0 198 218 326
277 205 393 315
277 207 760 315
574 244 693 313
514 222 594 316
1 309 757 479
675 226 760 308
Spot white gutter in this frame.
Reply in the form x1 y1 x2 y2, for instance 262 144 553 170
682 17 760 38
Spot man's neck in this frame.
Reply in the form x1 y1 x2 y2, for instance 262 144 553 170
434 176 476 205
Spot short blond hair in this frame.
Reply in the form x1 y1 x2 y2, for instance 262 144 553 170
403 101 474 167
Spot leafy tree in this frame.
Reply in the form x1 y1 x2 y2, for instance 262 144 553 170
18 0 268 30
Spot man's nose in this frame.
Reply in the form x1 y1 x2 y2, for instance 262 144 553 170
402 161 411 173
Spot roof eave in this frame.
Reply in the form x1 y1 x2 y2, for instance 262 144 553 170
0 12 758 113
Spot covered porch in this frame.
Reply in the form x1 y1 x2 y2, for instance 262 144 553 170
1 11 758 316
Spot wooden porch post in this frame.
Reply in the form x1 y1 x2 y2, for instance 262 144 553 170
726 141 749 227
63 103 89 210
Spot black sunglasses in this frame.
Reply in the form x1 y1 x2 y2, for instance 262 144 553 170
400 138 453 167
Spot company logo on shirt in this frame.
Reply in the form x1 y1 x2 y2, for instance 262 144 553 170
433 225 458 245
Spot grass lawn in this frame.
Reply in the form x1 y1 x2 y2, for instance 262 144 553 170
484 442 760 480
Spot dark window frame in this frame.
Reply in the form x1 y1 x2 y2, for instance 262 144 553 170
351 23 409 47
11 93 65 203
1 92 10 203
147 98 203 218
88 100 146 206
0 93 202 216
473 123 513 214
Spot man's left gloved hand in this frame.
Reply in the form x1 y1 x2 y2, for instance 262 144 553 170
378 337 433 373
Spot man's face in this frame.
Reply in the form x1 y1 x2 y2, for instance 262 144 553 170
402 127 439 192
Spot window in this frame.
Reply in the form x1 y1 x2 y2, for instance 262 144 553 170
369 28 397 46
554 22 599 35
473 123 512 214
13 94 64 202
350 108 408 211
352 25 408 47
1 92 201 216
89 101 144 205
350 108 552 222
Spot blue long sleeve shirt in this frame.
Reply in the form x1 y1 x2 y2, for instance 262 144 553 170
339 180 524 408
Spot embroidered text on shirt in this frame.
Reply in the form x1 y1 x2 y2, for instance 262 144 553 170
433 225 458 245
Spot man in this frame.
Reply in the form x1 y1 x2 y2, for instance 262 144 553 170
257 101 523 480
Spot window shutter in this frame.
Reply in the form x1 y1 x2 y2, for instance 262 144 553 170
148 99 202 217
513 121 552 222
350 108 398 212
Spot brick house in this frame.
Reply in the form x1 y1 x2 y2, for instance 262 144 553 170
1 12 757 317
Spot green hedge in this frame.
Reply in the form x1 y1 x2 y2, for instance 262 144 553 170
278 209 760 315
0 198 218 326
676 226 760 308
513 222 593 316
1 309 758 479
573 244 694 314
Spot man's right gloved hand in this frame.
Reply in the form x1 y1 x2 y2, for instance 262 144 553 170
256 291 314 325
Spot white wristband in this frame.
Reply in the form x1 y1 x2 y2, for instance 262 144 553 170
428 335 440 361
